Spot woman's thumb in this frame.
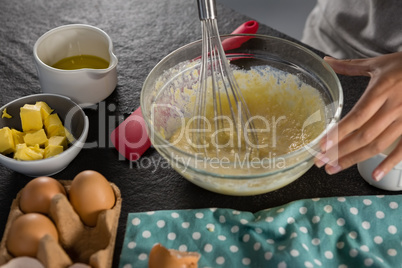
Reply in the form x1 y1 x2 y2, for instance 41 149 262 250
324 56 371 77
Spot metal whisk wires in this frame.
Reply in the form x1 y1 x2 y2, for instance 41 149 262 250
193 0 258 158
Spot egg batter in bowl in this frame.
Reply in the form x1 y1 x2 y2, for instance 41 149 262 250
141 35 343 195
169 66 326 162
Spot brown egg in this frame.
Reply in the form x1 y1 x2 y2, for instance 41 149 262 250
149 244 201 268
69 170 115 227
6 213 59 257
20 176 66 214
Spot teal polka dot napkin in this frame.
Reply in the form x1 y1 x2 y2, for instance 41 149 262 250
119 195 402 267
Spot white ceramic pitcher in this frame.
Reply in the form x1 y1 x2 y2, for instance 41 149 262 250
33 24 118 107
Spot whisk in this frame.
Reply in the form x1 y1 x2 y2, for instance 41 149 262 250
193 0 258 157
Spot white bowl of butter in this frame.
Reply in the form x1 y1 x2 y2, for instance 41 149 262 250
0 94 89 177
141 34 343 196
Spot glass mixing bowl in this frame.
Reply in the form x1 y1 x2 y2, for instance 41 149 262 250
141 34 343 196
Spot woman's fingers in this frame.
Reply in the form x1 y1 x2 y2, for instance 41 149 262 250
320 57 378 152
373 138 402 181
315 53 402 179
324 56 372 77
325 119 402 176
320 86 384 153
319 94 399 163
317 75 387 159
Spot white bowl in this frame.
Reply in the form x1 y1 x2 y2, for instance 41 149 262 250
358 137 402 191
33 24 118 107
0 94 89 177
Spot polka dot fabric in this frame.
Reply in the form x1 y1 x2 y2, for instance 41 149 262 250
119 195 402 267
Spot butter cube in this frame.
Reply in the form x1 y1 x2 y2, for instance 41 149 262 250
14 144 27 160
44 144 63 158
35 101 53 121
24 129 48 147
44 113 65 137
64 127 75 143
11 129 25 145
20 104 43 132
14 144 44 161
2 108 12 119
46 135 68 149
30 144 44 154
0 127 15 155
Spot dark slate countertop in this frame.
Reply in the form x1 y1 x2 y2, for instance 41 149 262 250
0 0 398 267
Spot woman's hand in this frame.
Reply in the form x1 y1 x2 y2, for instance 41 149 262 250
315 52 402 181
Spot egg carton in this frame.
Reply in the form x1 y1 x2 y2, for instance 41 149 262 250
0 180 122 268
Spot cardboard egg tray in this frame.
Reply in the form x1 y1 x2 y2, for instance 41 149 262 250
0 180 122 268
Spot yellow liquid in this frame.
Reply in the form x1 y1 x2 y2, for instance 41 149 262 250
52 55 109 70
169 67 326 160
